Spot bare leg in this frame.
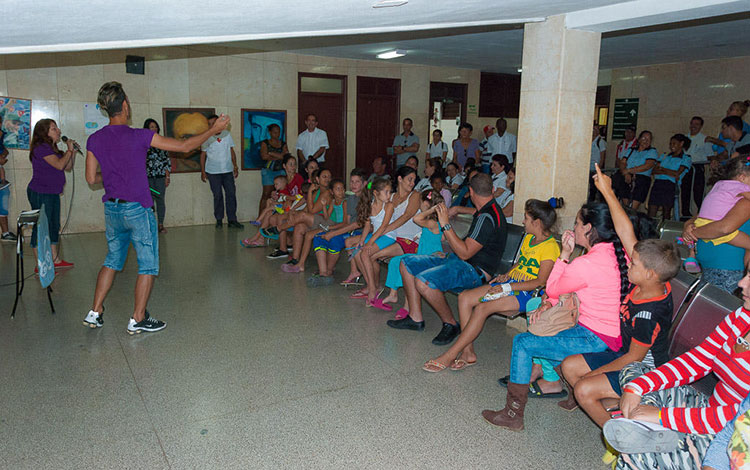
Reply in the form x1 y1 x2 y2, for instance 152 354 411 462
290 222 308 261
315 249 329 276
357 246 379 299
574 374 620 427
400 262 423 321
382 288 399 304
0 216 8 233
369 243 403 292
279 230 288 251
132 274 155 322
92 266 116 313
296 229 321 268
647 204 658 218
415 278 455 324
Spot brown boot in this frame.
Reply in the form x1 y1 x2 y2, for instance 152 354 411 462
481 382 529 431
554 364 578 411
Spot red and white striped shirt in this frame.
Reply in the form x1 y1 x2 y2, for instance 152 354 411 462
625 307 750 435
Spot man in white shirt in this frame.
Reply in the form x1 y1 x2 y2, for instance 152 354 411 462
486 118 517 164
201 114 243 229
479 125 495 173
588 124 606 201
680 116 713 219
295 113 329 163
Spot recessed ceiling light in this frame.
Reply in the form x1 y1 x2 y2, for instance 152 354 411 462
373 0 408 8
377 49 406 60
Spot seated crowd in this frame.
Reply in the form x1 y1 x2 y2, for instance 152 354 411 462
240 108 750 469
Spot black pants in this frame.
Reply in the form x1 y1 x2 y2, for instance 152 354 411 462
148 176 167 224
207 172 237 222
680 164 705 217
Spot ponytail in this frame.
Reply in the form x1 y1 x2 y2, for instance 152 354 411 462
612 238 630 303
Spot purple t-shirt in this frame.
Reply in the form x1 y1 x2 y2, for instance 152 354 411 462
86 125 154 208
29 143 66 194
452 138 480 168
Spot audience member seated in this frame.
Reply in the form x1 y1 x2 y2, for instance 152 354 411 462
445 162 464 191
284 177 346 273
277 168 332 268
423 199 559 372
602 269 750 470
386 173 508 346
490 154 510 199
429 173 452 208
497 168 515 223
647 134 691 219
621 130 658 210
454 166 481 208
309 168 366 287
345 177 394 302
681 157 750 277
302 159 319 183
404 155 419 171
367 156 390 183
381 190 444 315
414 157 441 193
559 166 679 464
482 200 628 431
351 166 420 309
703 394 750 470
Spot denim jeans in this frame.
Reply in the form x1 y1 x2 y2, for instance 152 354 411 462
103 201 159 275
27 187 60 247
402 253 484 293
510 325 608 384
207 172 237 222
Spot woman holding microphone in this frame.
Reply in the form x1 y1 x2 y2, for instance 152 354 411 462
27 118 76 268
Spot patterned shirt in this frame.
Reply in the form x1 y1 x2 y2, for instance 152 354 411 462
146 147 171 177
625 307 750 435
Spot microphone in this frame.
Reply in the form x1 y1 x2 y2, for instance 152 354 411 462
62 136 82 155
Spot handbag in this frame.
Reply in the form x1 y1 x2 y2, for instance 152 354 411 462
527 293 580 337
268 159 284 172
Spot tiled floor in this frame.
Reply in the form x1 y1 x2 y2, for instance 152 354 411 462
0 225 607 469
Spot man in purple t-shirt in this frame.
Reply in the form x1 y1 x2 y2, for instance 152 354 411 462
84 81 229 334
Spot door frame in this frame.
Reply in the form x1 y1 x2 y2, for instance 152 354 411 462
298 72 348 176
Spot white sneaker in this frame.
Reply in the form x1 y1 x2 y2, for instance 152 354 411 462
127 314 166 335
83 310 103 328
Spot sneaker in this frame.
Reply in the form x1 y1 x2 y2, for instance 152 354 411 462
215 220 223 228
386 316 425 331
603 418 681 454
127 314 166 335
228 220 244 229
432 322 461 345
1 231 17 242
0 180 10 191
83 310 104 328
54 259 74 269
266 249 288 259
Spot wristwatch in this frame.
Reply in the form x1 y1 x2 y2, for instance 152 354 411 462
441 223 452 232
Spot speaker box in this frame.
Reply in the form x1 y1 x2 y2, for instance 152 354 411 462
125 55 145 75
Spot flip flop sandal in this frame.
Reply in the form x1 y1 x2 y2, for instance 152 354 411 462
422 359 448 373
449 359 477 371
349 290 368 299
367 298 393 311
527 380 568 399
394 308 409 320
340 275 362 286
683 257 701 274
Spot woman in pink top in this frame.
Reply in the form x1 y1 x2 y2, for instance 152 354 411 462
482 201 629 432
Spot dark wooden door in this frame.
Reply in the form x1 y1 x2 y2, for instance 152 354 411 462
356 76 400 173
298 73 347 179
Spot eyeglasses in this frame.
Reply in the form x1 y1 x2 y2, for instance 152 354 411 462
737 336 750 349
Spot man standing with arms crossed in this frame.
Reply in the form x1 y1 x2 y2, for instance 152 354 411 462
296 113 329 164
84 82 229 334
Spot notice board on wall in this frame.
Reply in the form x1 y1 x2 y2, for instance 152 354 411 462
612 98 639 139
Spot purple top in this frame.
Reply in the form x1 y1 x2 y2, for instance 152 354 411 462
86 125 154 208
452 138 480 168
29 143 66 194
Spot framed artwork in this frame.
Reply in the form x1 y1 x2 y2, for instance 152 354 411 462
162 107 215 173
241 109 287 170
0 96 32 150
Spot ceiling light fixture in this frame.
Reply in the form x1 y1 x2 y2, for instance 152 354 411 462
377 49 406 60
517 68 523 73
373 0 408 8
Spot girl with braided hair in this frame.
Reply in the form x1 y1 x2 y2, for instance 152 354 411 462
482 201 630 432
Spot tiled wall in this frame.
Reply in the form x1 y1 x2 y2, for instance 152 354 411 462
605 56 750 164
0 46 511 233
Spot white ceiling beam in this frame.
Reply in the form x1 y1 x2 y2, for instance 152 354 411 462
565 0 750 32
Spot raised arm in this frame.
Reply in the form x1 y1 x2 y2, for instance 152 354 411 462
594 163 638 256
151 114 229 153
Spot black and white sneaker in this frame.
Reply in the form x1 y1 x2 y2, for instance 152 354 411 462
83 310 104 328
1 231 17 242
127 313 166 335
267 249 288 259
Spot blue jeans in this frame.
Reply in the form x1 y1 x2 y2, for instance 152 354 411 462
402 253 484 292
27 187 60 247
0 185 9 216
510 325 608 384
103 201 159 275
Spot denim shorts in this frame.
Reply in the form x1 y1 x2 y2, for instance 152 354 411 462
103 201 159 275
402 253 484 292
0 186 8 216
261 167 286 186
582 349 624 395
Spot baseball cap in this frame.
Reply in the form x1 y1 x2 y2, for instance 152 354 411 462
483 125 494 134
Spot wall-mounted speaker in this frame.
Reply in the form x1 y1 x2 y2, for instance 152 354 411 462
126 55 145 75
